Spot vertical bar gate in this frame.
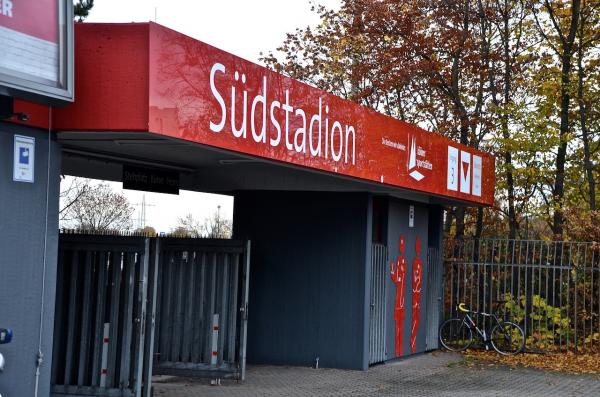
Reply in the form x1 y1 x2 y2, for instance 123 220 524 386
153 238 250 379
51 233 149 397
369 243 388 365
51 233 251 397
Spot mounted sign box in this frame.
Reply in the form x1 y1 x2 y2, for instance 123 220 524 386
13 134 35 183
122 165 180 194
0 0 74 104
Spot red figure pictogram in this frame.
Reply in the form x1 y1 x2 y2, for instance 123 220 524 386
390 235 407 357
410 237 423 353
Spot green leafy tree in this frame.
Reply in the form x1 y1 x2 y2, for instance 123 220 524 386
264 0 600 241
74 0 94 22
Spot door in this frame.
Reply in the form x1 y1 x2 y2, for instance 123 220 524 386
51 233 150 397
153 238 251 380
424 247 443 350
369 243 387 365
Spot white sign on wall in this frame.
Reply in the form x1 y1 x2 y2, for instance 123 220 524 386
459 151 471 194
13 135 35 183
447 146 459 191
409 205 415 228
472 155 482 197
448 145 485 198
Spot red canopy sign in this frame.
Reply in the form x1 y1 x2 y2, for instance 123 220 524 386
53 23 494 205
147 24 494 205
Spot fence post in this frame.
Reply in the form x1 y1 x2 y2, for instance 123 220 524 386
143 238 159 397
239 240 251 381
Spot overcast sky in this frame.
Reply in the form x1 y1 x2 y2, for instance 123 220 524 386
86 0 341 63
61 0 341 233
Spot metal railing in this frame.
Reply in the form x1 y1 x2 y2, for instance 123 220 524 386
443 239 600 353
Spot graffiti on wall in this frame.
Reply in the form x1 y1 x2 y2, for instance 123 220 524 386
410 237 423 353
390 235 407 357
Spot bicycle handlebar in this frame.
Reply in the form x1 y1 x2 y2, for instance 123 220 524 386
458 303 469 313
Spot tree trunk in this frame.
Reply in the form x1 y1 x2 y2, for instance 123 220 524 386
455 206 466 240
501 5 518 239
551 0 581 239
475 207 484 239
504 148 518 239
577 16 595 210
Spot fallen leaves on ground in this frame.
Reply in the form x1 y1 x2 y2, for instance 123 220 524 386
462 350 600 375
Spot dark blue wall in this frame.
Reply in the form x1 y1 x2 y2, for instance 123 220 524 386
0 122 61 397
233 191 370 370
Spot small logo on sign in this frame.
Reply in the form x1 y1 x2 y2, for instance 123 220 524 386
19 148 30 165
408 136 425 181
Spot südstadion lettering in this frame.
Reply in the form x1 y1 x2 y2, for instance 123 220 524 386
209 62 356 165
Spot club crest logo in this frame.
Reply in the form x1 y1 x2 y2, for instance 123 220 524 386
408 136 425 181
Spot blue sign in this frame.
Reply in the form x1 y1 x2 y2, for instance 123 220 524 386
19 147 30 165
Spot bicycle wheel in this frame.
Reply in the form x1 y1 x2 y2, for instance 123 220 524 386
490 321 525 355
439 318 473 352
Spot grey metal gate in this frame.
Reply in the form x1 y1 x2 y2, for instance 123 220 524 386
51 233 150 397
424 247 443 350
153 238 250 379
369 243 387 365
51 233 251 397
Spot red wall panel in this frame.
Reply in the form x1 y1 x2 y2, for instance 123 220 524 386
52 23 150 132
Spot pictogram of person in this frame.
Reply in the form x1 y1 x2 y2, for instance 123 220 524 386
390 234 407 357
410 236 423 354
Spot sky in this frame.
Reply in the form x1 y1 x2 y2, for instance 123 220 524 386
86 0 341 63
61 0 341 233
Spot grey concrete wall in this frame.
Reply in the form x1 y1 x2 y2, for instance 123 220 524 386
0 122 61 397
233 191 370 370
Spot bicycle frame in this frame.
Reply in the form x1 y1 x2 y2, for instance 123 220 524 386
458 303 503 346
462 313 499 343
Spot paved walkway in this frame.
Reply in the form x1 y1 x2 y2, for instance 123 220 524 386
153 352 600 397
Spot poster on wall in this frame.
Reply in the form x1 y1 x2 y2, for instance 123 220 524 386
0 0 73 103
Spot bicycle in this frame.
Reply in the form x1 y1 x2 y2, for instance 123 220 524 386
439 302 525 355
